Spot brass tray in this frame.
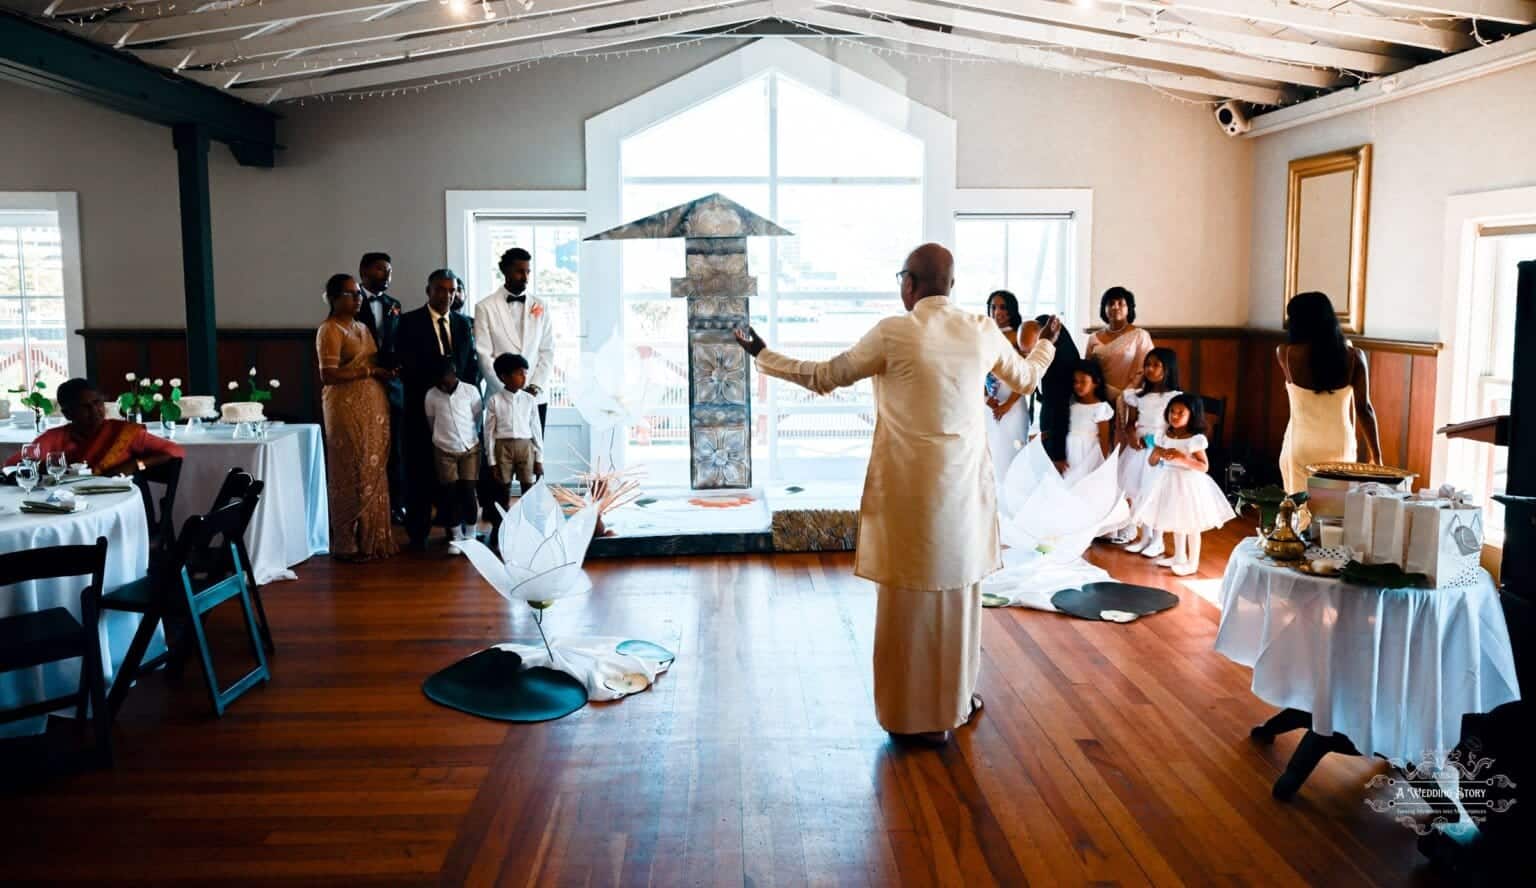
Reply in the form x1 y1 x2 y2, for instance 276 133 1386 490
1305 461 1416 483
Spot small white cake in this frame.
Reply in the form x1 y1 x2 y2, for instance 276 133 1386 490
178 396 217 420
221 401 266 423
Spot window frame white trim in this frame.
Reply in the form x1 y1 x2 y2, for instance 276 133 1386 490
1436 184 1536 484
953 188 1094 332
0 191 84 381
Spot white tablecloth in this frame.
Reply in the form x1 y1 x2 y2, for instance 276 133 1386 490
1215 538 1522 767
1 424 329 584
0 484 153 736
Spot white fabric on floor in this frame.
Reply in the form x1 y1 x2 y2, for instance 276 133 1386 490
1215 538 1521 767
495 636 672 701
874 582 981 734
985 438 1126 609
0 484 154 736
1 424 329 584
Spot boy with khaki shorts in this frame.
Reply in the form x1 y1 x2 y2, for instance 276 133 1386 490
422 357 483 543
483 354 544 528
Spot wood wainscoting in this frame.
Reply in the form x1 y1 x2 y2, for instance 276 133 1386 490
1143 328 1441 487
83 326 1441 486
82 328 322 423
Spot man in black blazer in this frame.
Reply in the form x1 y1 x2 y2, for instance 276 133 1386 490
397 268 478 548
357 251 406 521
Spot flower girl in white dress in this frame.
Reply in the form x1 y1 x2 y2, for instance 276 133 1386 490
1131 395 1235 577
1063 360 1115 485
1120 348 1183 559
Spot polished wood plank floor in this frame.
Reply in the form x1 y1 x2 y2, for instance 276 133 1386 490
1 524 1447 886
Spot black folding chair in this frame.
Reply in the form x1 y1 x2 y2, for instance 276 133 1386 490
134 456 183 561
106 489 271 718
208 467 254 515
1201 396 1232 494
0 537 111 766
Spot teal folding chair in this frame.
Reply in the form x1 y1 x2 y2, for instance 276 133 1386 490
176 502 271 716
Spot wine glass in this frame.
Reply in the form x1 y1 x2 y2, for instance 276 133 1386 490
15 461 38 495
20 442 41 467
46 451 67 486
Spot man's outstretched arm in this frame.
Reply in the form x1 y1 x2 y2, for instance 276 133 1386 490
734 325 885 395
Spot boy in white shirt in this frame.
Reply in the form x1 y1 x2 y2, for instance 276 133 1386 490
484 353 544 536
422 357 483 543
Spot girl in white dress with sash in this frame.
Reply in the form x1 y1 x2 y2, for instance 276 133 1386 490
1064 360 1114 485
1120 347 1183 558
1132 395 1235 577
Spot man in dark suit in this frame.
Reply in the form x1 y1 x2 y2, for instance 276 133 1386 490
357 251 406 522
397 268 478 548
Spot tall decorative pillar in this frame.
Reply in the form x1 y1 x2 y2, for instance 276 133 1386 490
587 194 791 490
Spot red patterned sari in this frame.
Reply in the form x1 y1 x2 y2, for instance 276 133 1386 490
4 419 183 475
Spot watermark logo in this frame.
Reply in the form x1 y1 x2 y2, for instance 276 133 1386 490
1364 747 1517 835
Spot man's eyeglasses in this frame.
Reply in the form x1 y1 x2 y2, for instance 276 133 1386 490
895 270 911 281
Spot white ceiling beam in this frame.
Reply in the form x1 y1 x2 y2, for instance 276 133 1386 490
46 0 154 15
80 0 427 45
1122 0 1478 52
1352 0 1535 26
831 0 1341 86
797 6 1290 103
939 0 1410 73
135 0 729 69
242 0 778 100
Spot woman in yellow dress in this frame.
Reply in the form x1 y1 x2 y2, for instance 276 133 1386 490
316 273 399 561
1277 291 1383 494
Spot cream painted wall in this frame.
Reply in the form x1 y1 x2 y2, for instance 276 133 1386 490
1249 61 1536 340
1 38 1252 330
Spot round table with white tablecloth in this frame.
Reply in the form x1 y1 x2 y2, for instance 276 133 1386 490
1 423 329 584
0 484 154 736
1215 538 1522 797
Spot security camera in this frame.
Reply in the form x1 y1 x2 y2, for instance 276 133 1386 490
1215 100 1250 136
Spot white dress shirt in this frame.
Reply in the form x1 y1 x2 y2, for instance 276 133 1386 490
360 284 386 329
428 306 453 354
423 383 482 454
473 285 556 404
483 388 543 465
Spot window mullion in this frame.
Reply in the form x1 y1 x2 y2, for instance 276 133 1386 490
766 74 780 483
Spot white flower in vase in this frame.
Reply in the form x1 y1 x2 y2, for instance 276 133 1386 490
248 367 257 376
269 379 281 388
125 373 136 382
169 378 182 388
140 379 152 388
227 381 239 391
154 378 164 387
152 393 164 402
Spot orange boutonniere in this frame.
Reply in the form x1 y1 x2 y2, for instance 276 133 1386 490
529 303 544 319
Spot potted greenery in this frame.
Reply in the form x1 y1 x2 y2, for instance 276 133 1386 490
116 374 182 434
9 373 53 433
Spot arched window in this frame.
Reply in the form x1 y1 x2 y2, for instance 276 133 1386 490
587 42 953 485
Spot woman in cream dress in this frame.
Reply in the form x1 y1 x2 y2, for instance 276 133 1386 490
982 290 1032 496
1277 292 1382 493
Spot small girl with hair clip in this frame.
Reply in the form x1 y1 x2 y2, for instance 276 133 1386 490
1121 347 1183 559
1063 359 1114 485
1131 394 1235 577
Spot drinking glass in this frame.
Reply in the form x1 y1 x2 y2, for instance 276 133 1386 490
46 451 67 485
16 462 38 495
20 442 41 466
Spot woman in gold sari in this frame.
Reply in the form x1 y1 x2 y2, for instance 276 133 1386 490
317 273 398 561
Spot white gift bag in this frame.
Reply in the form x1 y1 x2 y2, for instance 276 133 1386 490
1368 492 1410 566
1343 483 1397 559
1404 489 1484 587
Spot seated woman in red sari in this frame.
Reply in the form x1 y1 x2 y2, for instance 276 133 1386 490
4 378 185 476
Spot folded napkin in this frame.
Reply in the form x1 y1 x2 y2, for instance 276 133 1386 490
73 481 135 494
21 490 84 513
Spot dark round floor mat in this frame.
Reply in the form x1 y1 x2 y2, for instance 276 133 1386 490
1050 582 1181 622
423 647 588 722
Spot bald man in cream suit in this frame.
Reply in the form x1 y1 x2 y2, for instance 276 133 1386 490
735 244 1060 746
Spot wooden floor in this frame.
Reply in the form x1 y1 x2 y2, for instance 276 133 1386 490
1 523 1449 887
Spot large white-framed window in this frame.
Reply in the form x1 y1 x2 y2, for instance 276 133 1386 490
1439 185 1536 548
586 39 957 486
446 191 588 480
0 192 83 397
953 189 1092 336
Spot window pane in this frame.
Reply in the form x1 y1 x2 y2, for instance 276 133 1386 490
21 226 63 297
775 183 921 295
955 216 1074 330
622 75 769 179
0 227 18 297
776 75 922 179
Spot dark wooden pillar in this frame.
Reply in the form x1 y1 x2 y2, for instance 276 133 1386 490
174 122 218 394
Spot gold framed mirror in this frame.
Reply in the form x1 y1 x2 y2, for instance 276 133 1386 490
1284 144 1372 334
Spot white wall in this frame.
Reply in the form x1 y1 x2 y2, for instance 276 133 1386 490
0 38 1252 330
1248 61 1536 340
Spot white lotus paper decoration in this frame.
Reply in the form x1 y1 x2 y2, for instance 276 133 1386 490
570 335 662 432
454 479 599 605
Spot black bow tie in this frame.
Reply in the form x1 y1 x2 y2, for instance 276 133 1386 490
506 293 526 304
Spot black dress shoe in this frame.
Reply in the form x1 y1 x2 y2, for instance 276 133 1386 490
391 507 407 526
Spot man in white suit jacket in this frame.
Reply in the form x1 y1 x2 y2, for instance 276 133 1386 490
736 243 1060 746
473 247 557 429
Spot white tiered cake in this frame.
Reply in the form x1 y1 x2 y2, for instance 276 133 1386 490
179 396 217 420
221 401 266 424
